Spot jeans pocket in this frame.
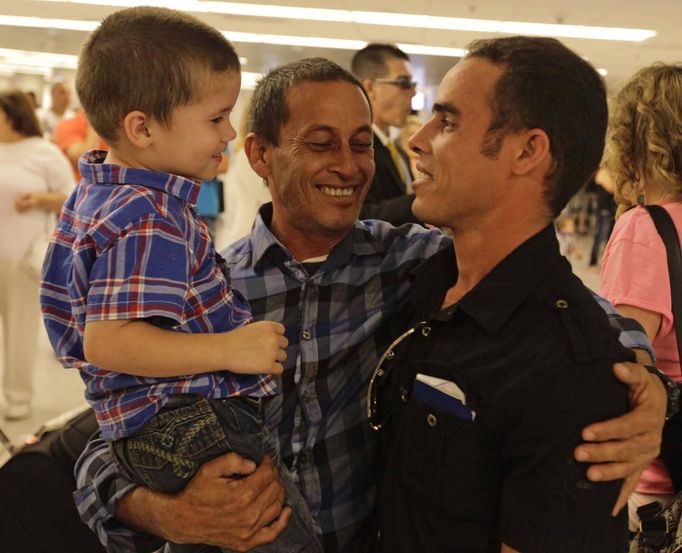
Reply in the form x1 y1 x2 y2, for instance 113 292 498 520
112 397 230 493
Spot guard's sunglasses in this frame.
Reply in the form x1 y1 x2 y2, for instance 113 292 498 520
367 321 427 431
374 77 418 90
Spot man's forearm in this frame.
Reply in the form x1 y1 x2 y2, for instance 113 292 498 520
74 432 162 552
116 486 173 538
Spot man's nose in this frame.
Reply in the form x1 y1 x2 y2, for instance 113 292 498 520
331 144 359 177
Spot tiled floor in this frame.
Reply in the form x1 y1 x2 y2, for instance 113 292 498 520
0 320 86 446
0 230 603 450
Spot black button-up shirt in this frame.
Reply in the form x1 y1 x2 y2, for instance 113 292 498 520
378 225 632 553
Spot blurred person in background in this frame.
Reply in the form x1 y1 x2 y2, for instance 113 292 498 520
196 151 228 238
399 114 423 190
221 99 271 248
352 43 420 225
55 108 107 180
36 81 75 142
599 63 682 529
588 167 617 267
0 89 73 420
25 91 39 110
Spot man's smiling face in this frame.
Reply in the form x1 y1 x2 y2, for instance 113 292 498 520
265 80 375 241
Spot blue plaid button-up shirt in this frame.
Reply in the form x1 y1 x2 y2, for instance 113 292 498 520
73 204 653 552
40 151 276 440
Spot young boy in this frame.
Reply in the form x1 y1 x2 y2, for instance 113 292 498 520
39 7 320 552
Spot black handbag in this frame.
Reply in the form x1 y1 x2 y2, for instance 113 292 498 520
0 407 105 553
630 204 682 553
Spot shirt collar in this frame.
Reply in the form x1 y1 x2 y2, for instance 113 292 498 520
411 224 564 334
248 203 388 271
372 125 390 146
78 150 202 205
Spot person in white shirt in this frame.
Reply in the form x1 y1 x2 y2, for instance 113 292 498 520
0 89 74 420
220 100 271 248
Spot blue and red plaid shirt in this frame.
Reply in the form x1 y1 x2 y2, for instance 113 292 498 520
40 151 276 440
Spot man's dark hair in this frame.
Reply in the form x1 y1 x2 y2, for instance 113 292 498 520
76 6 240 143
466 36 607 217
0 89 42 138
249 57 371 146
351 43 410 80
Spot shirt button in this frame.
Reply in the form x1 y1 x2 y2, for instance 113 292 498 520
421 326 432 337
300 390 312 401
556 299 569 309
386 350 395 360
302 330 313 340
400 388 409 402
427 413 438 427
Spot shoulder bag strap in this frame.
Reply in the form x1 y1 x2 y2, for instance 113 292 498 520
644 204 682 361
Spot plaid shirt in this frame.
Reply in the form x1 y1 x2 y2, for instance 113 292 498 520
40 151 276 440
74 204 653 552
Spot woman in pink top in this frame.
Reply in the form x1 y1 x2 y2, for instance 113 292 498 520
599 64 682 530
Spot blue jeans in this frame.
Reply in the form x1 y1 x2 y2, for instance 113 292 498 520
111 395 321 553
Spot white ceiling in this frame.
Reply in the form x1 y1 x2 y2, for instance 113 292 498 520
1 0 680 92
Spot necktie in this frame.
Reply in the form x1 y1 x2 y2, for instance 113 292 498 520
386 140 406 183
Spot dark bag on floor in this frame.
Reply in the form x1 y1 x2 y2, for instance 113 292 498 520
0 407 106 553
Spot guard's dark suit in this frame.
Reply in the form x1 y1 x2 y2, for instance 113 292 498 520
360 133 420 226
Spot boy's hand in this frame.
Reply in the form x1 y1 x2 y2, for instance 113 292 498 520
224 321 288 375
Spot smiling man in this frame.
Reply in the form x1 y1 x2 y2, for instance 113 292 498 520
375 36 641 553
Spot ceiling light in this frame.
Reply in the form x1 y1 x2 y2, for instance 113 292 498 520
225 31 366 51
206 3 657 41
0 15 97 32
241 71 262 90
0 16 467 58
0 44 264 87
0 47 78 69
0 62 53 77
31 0 657 42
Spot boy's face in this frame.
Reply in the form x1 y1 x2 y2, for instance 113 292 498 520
149 70 240 181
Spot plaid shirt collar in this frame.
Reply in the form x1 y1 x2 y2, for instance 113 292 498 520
78 150 202 205
249 202 388 271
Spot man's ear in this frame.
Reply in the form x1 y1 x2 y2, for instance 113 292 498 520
511 128 552 177
122 111 153 148
244 132 272 179
363 78 376 100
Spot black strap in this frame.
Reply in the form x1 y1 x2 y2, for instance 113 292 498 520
645 205 682 493
644 205 682 372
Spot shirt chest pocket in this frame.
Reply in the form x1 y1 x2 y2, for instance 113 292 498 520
397 399 501 520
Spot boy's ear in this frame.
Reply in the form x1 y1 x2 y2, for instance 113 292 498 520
244 132 272 179
511 128 552 178
122 111 153 148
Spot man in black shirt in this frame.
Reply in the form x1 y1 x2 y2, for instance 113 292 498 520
375 37 634 552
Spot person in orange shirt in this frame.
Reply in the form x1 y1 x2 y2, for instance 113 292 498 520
55 109 107 180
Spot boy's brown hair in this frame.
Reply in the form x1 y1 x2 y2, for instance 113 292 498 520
76 6 240 143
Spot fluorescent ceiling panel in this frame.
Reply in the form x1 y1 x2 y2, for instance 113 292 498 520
30 0 657 42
